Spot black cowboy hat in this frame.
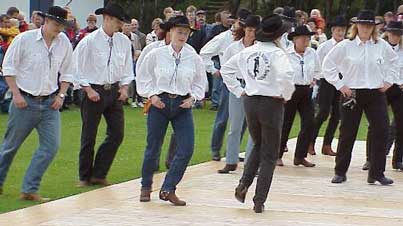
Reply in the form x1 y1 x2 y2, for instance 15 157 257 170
37 6 68 25
255 14 288 42
95 3 130 23
385 20 403 35
229 8 252 23
242 15 261 28
160 16 192 31
328 15 348 28
287 25 316 40
351 9 381 25
281 6 297 22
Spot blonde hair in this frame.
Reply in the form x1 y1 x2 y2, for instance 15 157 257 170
348 23 379 43
186 5 197 14
151 18 163 29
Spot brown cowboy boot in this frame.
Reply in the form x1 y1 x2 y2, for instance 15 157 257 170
308 143 316 155
321 145 336 156
159 190 186 206
140 188 152 202
217 164 237 174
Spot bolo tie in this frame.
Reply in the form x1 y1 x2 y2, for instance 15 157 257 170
107 37 113 66
169 53 181 88
300 57 304 79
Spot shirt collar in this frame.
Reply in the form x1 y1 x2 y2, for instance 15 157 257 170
168 44 184 58
36 27 60 42
355 36 374 46
331 37 338 46
288 45 310 57
100 26 114 41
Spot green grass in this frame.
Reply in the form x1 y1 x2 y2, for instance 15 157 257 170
0 104 371 213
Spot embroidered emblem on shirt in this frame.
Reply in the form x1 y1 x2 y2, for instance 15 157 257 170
246 52 270 80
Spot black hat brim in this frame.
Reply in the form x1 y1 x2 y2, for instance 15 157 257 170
288 31 316 40
351 18 381 25
37 12 68 26
95 8 131 23
255 23 288 42
386 28 403 35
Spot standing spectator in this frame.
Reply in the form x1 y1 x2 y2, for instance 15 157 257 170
73 3 134 188
16 13 28 32
307 18 327 48
6 7 19 19
76 14 98 44
384 11 395 25
163 7 175 21
186 5 206 53
0 6 73 201
196 10 213 41
310 9 326 31
0 14 20 49
376 16 386 35
146 18 163 45
131 19 146 49
28 11 44 30
296 10 308 26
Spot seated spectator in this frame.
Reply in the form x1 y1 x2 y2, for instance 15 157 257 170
146 18 163 45
310 9 326 30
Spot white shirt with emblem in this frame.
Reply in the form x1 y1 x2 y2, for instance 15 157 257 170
136 44 207 100
221 41 295 100
323 36 398 90
2 28 74 96
73 27 134 87
287 46 321 85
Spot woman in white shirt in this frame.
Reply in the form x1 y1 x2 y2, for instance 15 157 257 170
278 25 320 167
366 21 403 171
145 18 163 45
218 15 260 174
221 14 295 213
323 10 398 185
136 16 207 206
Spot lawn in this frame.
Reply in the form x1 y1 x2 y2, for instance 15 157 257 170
0 104 370 213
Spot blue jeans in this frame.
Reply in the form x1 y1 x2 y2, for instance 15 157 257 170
226 93 254 164
0 95 60 193
211 76 223 108
141 94 194 192
210 84 229 155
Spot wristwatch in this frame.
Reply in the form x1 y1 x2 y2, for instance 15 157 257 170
58 93 65 100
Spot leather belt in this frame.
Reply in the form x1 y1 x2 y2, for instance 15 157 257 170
90 82 119 91
158 92 190 99
20 90 55 100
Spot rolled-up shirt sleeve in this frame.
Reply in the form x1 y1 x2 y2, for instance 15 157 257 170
322 44 344 90
272 51 295 101
221 53 244 98
191 55 208 100
200 35 223 74
72 38 91 87
2 34 23 76
120 39 135 86
59 40 74 83
136 50 157 98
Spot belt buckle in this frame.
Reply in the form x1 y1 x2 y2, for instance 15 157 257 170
104 84 112 90
168 94 178 98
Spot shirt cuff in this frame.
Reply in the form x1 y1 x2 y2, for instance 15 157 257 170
2 67 17 76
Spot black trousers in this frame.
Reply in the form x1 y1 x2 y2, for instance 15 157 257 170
280 85 314 159
366 85 403 164
79 85 124 181
312 78 341 146
335 89 389 178
131 80 143 103
241 96 284 205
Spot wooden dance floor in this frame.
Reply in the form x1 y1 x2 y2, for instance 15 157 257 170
1 138 403 226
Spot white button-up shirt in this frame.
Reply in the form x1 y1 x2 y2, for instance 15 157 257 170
200 29 233 74
323 37 398 90
1 28 73 96
221 41 295 100
73 28 134 87
136 44 207 100
135 40 195 76
316 38 339 78
287 46 321 85
222 39 247 79
392 44 403 85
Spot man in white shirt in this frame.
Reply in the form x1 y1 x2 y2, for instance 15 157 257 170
200 9 250 161
0 6 73 201
73 3 134 187
310 15 348 157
